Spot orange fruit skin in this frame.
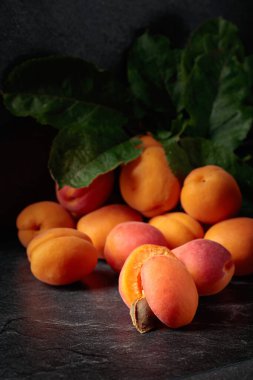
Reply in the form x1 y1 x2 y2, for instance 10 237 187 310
27 227 98 286
149 212 204 249
141 255 199 328
180 165 242 224
27 227 92 262
120 145 180 217
17 201 75 247
205 217 253 276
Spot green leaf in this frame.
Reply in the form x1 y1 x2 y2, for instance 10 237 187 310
176 18 253 148
209 56 253 149
49 107 142 188
3 56 132 129
159 136 193 181
182 18 244 76
128 32 180 113
179 137 237 168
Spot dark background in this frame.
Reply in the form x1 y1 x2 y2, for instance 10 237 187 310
1 0 253 231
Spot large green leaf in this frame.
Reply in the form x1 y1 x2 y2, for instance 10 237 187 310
49 107 142 188
3 56 132 129
176 18 253 148
209 56 253 148
128 32 180 113
181 18 244 76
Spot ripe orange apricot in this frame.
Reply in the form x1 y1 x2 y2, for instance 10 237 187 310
28 228 98 285
16 201 75 247
141 255 199 328
119 144 181 217
77 204 142 258
27 227 92 262
180 165 242 224
205 217 253 276
149 212 204 249
119 244 173 308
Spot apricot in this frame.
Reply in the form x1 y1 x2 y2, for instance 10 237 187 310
119 244 174 308
16 201 75 247
27 227 92 262
180 165 242 224
27 228 98 285
104 221 168 272
149 212 204 249
56 171 114 217
137 133 162 148
119 142 180 217
77 204 142 258
205 217 253 276
141 255 199 328
172 239 235 295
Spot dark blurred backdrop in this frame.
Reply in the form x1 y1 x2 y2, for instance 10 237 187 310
1 0 252 231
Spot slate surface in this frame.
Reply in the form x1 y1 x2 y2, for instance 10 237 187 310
0 237 253 379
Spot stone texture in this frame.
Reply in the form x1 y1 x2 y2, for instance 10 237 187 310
0 238 253 379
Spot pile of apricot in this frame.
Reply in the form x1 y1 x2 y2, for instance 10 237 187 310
17 134 253 333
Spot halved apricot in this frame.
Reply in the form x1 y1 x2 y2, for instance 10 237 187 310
118 244 173 308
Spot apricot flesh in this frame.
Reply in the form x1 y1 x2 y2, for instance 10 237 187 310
149 212 204 249
56 171 114 217
172 239 235 295
141 255 199 328
180 165 242 224
205 217 253 276
16 201 75 247
28 228 98 285
77 204 142 258
104 221 168 272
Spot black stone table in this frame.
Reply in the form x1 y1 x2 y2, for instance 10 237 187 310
1 236 253 379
